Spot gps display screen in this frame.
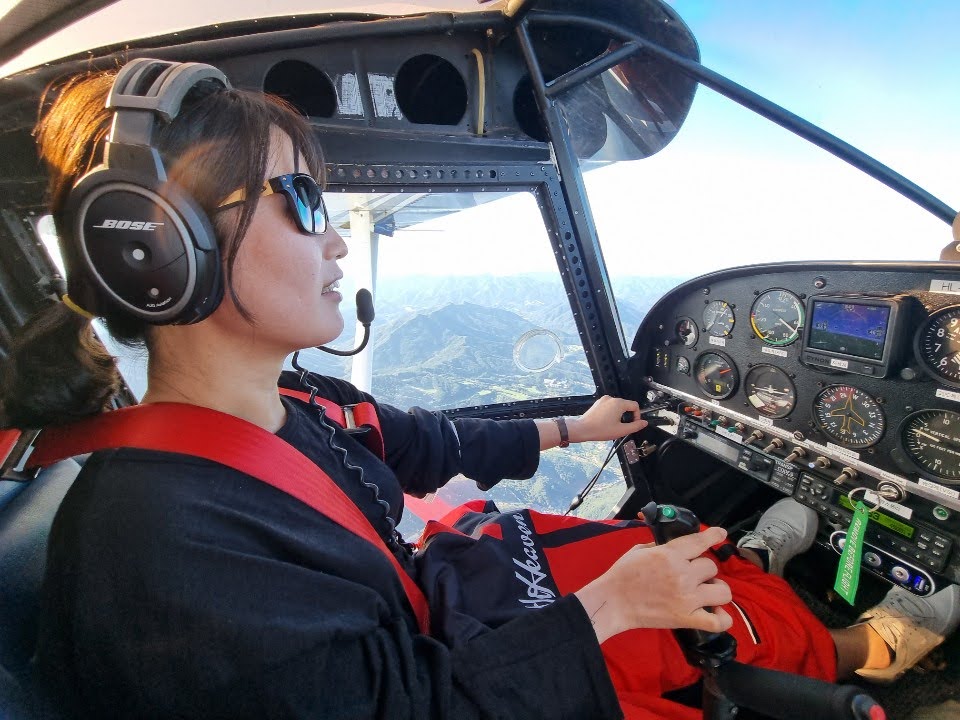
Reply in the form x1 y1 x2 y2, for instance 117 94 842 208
807 300 890 361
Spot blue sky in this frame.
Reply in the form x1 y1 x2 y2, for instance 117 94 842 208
668 1 960 175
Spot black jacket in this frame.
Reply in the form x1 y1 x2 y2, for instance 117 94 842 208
34 374 621 719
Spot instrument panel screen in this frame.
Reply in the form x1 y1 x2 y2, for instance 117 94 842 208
807 300 890 361
838 495 915 539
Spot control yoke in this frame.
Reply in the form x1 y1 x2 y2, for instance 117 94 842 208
640 501 886 720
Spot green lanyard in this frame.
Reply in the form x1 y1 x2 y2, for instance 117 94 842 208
834 500 870 605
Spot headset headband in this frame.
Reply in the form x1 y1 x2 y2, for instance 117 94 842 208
65 59 231 325
103 60 232 182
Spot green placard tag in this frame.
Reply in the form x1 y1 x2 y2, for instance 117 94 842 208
834 501 869 605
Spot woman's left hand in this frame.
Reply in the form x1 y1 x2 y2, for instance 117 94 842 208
569 395 646 443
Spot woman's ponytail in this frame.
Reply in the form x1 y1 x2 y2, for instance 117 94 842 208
0 301 121 428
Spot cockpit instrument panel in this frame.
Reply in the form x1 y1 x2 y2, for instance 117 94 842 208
632 262 960 593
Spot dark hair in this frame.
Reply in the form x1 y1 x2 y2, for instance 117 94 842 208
0 66 323 428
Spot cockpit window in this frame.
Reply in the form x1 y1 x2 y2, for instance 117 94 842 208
290 190 596 409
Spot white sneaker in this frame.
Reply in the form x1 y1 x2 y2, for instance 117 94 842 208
855 584 960 684
736 498 818 577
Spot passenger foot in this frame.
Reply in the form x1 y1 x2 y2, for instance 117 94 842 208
855 584 960 684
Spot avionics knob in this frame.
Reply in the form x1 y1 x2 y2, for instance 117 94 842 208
763 438 784 454
877 481 905 502
815 456 831 469
746 430 764 444
785 447 807 463
834 467 858 486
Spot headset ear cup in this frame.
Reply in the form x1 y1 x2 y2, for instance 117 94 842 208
66 167 223 325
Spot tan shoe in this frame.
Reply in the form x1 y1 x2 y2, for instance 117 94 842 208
855 584 960 684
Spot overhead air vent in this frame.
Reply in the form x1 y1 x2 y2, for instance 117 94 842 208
263 60 337 118
512 75 547 142
512 26 610 156
394 54 467 125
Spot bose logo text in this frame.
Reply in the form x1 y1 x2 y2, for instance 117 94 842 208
92 220 164 231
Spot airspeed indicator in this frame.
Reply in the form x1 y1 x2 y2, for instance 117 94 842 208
750 289 804 346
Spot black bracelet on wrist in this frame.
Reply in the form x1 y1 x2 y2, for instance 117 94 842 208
554 417 570 448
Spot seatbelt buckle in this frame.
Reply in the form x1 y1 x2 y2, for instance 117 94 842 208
342 404 372 439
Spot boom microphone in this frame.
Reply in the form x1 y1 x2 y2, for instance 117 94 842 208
317 289 375 356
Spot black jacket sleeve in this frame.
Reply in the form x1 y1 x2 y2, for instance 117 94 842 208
285 372 541 495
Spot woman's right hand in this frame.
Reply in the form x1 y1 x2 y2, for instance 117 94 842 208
573 526 733 644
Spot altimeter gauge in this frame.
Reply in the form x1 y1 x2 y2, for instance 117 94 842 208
916 305 960 388
812 385 885 448
900 409 960 483
750 289 804 346
744 365 796 418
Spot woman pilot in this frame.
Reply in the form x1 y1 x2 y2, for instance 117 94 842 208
2 60 956 719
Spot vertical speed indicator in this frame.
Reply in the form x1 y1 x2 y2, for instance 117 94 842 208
900 409 960 482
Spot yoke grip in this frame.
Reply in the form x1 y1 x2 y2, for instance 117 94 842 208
640 501 700 545
640 501 728 651
715 661 885 720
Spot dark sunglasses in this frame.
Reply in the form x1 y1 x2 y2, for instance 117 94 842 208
217 173 327 235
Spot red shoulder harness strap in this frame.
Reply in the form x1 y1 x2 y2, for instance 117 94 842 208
278 388 386 460
27 402 431 635
276 388 454 521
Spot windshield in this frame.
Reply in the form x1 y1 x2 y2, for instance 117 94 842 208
575 1 960 345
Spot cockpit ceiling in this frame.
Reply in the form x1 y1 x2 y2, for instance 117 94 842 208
0 0 511 75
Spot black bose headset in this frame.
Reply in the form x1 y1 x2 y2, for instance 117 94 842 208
63 59 230 325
